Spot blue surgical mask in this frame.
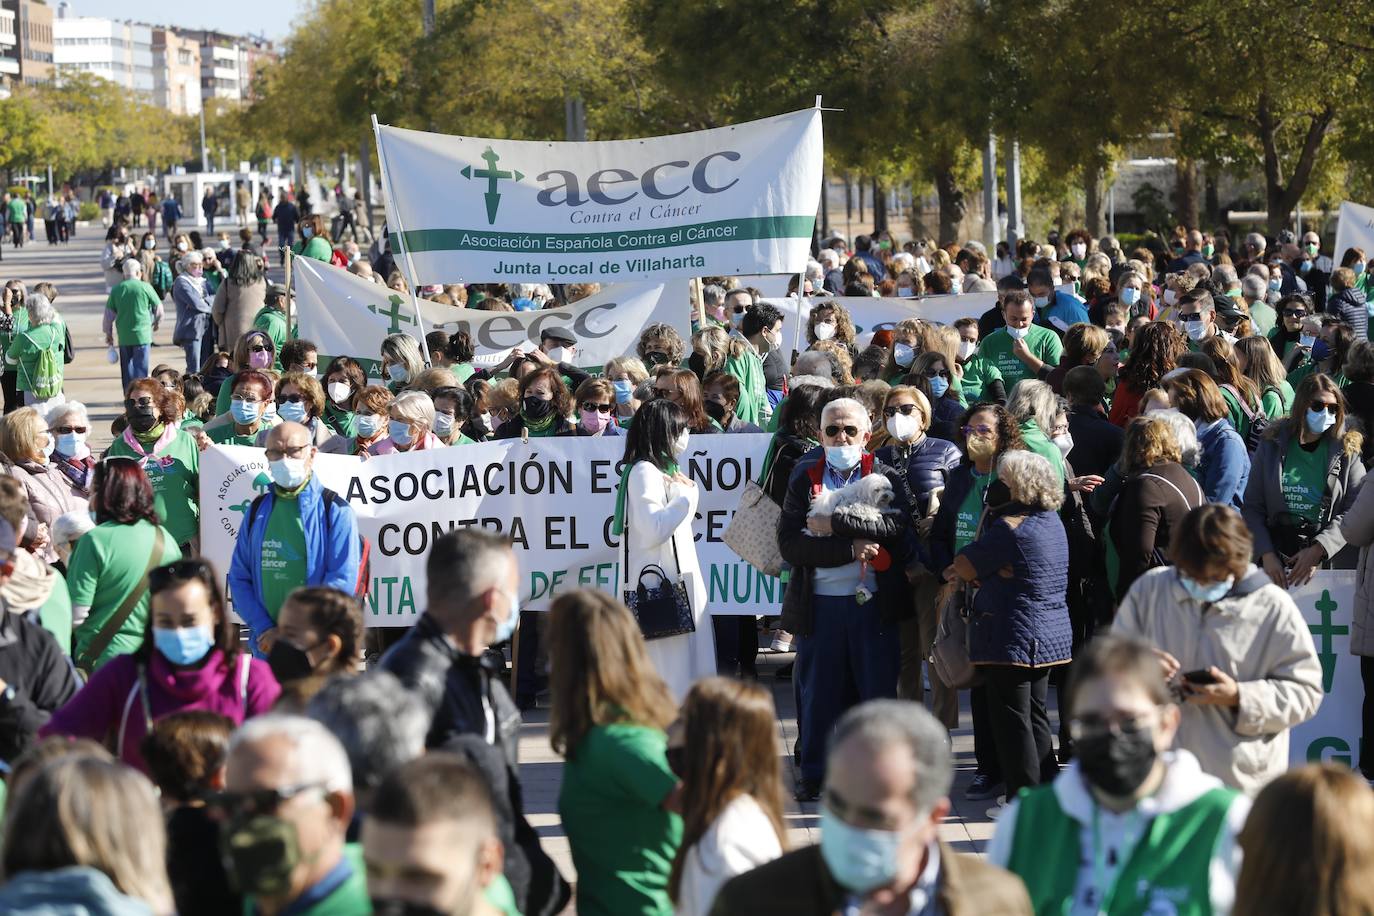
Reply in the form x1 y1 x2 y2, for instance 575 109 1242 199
387 363 409 384
389 418 414 445
1355 261 1367 276
302 226 313 239
1033 294 1050 308
893 343 916 368
1268 277 1282 292
1178 571 1233 604
230 399 261 425
356 413 383 438
277 400 308 423
1307 406 1336 435
493 588 519 645
1119 287 1141 307
819 806 902 894
154 625 215 666
1299 260 1312 274
825 444 863 471
56 431 85 455
612 379 635 404
929 375 949 398
262 402 278 424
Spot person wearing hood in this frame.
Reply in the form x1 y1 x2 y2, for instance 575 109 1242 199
1325 267 1369 342
0 513 79 764
104 378 202 553
227 421 361 658
1242 373 1365 589
989 635 1249 915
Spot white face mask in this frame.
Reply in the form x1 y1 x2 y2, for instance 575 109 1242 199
327 381 352 405
672 430 690 456
175 241 188 252
957 339 977 360
1070 242 1087 259
886 411 921 442
1053 433 1074 458
1005 325 1030 341
1163 288 1178 306
813 321 837 341
546 346 570 364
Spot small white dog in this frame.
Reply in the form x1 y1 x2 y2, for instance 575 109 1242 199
809 473 895 525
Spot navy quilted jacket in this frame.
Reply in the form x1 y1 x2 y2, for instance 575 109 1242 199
874 435 963 516
958 505 1072 667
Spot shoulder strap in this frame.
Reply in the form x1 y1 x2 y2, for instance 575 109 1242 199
1220 383 1260 421
1137 471 1202 509
115 672 142 758
238 653 251 704
77 527 165 672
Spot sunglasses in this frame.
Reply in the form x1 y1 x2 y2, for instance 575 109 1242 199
581 402 613 414
1178 313 1204 322
824 424 861 438
1283 309 1308 318
278 394 305 404
883 404 920 418
51 425 88 435
249 345 271 354
125 397 155 408
1311 403 1338 415
923 369 952 380
211 782 326 819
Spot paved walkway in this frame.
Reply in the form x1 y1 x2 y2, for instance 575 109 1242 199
8 232 1025 906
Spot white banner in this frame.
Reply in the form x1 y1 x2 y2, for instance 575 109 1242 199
1333 201 1374 268
1289 573 1361 768
293 256 688 369
199 438 779 626
375 109 823 284
767 292 996 354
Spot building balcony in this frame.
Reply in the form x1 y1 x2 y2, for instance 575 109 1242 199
0 58 19 75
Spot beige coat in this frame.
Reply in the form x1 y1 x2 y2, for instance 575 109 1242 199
211 277 266 351
7 461 89 563
1340 477 1374 656
1113 565 1323 795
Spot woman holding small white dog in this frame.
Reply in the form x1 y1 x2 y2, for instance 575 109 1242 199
616 398 715 703
944 450 1072 803
777 396 913 801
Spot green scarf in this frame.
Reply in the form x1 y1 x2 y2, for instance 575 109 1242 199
135 423 165 445
524 411 556 435
612 457 679 536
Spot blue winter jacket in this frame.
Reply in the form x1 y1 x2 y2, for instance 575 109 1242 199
1037 290 1091 334
959 505 1072 667
0 866 152 915
227 472 361 639
1196 418 1250 510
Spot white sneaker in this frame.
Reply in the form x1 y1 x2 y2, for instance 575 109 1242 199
770 631 794 653
985 795 1007 820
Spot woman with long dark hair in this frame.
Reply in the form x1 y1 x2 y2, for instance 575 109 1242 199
670 677 786 916
1109 321 1185 426
614 398 715 700
43 557 280 769
652 367 714 433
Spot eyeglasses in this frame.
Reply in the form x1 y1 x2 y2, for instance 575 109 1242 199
581 402 613 414
923 368 952 380
51 425 88 435
278 393 305 404
211 782 326 819
231 395 262 404
883 404 920 418
824 424 861 438
1311 402 1338 415
1068 712 1153 742
264 443 311 461
1282 309 1308 318
1178 313 1204 322
962 424 995 437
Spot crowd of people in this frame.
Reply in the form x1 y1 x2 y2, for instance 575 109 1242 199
0 203 1367 915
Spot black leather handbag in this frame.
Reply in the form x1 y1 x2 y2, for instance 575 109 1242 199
622 524 696 641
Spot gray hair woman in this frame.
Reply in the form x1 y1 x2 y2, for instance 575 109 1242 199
380 333 425 392
48 399 95 496
1007 379 1067 480
172 249 214 375
375 389 441 454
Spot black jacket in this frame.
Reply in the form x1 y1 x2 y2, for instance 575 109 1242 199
0 612 79 764
875 435 962 517
776 455 913 636
379 613 570 916
1067 403 1125 480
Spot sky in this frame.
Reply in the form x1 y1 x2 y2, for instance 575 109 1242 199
67 0 305 41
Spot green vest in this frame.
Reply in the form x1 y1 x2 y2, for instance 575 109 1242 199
1007 785 1236 916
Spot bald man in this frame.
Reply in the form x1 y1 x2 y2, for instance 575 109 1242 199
228 420 361 658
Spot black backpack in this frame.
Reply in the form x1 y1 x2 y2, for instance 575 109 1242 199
1221 383 1277 452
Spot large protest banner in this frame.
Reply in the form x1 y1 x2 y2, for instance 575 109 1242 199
293 257 688 369
1333 201 1374 269
1290 573 1361 768
199 437 780 625
374 108 822 284
766 293 996 352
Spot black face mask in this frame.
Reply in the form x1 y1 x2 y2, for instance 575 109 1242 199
522 396 553 420
370 899 451 916
1075 727 1157 798
126 402 159 433
704 400 729 424
266 639 316 683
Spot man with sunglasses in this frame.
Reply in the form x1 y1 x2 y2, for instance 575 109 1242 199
1175 288 1219 350
777 397 913 801
228 421 361 659
221 714 371 916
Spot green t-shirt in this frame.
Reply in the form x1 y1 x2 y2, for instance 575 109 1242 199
954 470 993 554
67 519 182 670
106 279 161 346
558 723 681 916
5 321 64 394
38 568 73 655
323 401 357 438
1249 300 1277 336
252 305 289 365
1218 386 1252 443
105 428 202 547
243 842 370 916
969 325 1062 394
453 362 476 383
261 488 307 623
1281 438 1329 522
7 198 25 223
1020 420 1065 480
207 423 261 447
1260 381 1294 420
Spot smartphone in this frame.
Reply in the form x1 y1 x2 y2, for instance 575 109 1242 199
1182 669 1219 685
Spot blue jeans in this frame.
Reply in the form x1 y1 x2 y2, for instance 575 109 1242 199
794 593 900 783
119 344 150 392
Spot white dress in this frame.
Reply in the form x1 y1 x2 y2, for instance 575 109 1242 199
624 460 715 702
675 794 784 916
